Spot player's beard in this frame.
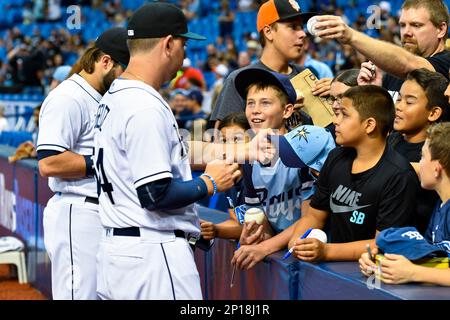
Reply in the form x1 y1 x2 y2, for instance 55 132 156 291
101 68 117 95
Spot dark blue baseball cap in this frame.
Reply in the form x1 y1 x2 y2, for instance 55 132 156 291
188 89 203 105
376 227 448 261
234 68 298 104
127 3 206 41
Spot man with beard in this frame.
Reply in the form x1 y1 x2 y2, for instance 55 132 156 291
210 0 331 132
312 0 449 100
36 27 129 300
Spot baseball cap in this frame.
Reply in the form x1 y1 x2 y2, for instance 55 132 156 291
127 3 206 41
257 0 316 32
376 227 448 261
52 65 71 82
234 67 297 104
170 88 189 99
188 89 203 105
0 236 24 253
274 125 335 171
95 27 130 66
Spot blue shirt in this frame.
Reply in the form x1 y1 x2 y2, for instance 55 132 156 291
425 199 450 254
242 159 315 234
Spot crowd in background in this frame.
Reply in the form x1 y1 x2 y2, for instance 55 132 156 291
0 0 412 96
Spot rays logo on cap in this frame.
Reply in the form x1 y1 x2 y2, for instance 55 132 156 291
293 126 310 142
128 30 134 36
401 230 424 240
288 0 300 11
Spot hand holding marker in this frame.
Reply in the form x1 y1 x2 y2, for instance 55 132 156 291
283 228 328 260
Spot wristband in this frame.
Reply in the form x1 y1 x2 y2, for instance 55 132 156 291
83 155 95 177
201 173 217 195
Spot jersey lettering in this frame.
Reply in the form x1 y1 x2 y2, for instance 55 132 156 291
95 148 115 204
95 104 110 131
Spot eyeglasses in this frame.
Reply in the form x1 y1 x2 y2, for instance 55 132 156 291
326 95 343 105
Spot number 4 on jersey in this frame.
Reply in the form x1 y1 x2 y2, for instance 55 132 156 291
95 148 115 204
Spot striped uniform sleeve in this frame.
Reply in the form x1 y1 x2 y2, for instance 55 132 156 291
125 107 173 189
37 94 83 153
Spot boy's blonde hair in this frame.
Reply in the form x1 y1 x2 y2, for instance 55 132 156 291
427 122 450 177
246 82 289 107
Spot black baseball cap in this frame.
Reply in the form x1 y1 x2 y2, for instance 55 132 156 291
257 0 316 32
234 68 298 104
127 3 206 41
95 27 130 66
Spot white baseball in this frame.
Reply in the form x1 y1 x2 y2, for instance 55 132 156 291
307 16 319 36
307 229 327 243
244 208 265 225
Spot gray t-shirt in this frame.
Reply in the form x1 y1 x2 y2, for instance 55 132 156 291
210 61 306 121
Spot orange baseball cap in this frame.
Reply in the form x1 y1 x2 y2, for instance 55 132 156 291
257 0 316 32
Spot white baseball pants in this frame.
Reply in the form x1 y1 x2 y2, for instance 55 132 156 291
43 193 102 300
96 228 202 300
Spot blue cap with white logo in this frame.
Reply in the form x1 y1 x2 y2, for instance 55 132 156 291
376 227 448 261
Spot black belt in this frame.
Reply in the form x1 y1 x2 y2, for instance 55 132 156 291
112 227 187 239
85 196 99 205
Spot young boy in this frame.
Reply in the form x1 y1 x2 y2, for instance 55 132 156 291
389 68 449 233
288 85 420 262
231 68 336 270
359 122 450 286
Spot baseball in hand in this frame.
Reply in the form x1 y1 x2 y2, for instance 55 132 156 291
244 208 265 225
307 16 319 36
307 229 327 243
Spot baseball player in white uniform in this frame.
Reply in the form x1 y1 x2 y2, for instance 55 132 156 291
37 27 130 300
93 3 240 300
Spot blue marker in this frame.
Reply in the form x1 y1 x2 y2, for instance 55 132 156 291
282 228 313 260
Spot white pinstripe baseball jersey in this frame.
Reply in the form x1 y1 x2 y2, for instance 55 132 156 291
93 78 200 233
37 73 100 197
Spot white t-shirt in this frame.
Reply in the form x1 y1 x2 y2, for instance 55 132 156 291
37 74 101 197
93 78 200 234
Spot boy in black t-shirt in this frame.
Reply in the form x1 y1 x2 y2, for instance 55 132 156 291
288 85 419 262
389 68 450 233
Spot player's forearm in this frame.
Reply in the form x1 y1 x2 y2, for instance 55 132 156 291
349 30 432 78
38 151 88 178
188 141 250 165
323 239 376 261
411 266 450 286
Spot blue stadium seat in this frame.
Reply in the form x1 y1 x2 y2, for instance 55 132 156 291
203 71 216 91
0 131 32 148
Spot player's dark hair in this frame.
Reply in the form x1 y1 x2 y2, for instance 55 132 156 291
218 112 251 131
79 46 120 74
342 85 395 137
427 122 450 176
406 68 450 122
333 69 360 87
